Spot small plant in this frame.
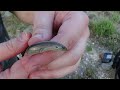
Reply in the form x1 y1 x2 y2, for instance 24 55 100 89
86 45 93 52
83 67 97 79
109 12 120 23
89 18 116 37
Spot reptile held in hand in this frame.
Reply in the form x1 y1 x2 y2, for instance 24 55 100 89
24 41 67 55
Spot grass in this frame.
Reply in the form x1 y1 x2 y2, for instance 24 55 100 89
89 11 120 53
86 44 93 52
81 66 98 79
109 12 120 23
89 17 116 37
86 46 93 52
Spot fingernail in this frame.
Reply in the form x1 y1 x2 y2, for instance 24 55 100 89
33 34 44 39
28 34 44 46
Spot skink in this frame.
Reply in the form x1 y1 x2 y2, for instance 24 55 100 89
23 41 67 55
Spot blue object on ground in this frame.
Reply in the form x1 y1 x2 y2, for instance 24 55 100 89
102 53 112 63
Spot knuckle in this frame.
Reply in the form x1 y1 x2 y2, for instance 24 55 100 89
67 38 75 49
34 24 49 31
5 40 17 54
73 11 89 25
79 11 89 21
71 56 80 66
85 27 90 38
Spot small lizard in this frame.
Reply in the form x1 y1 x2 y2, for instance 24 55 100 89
23 41 67 55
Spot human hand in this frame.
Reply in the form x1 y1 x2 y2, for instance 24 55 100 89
0 32 31 79
27 11 90 79
0 31 70 79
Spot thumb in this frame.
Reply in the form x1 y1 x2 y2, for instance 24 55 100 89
28 11 54 46
0 32 31 62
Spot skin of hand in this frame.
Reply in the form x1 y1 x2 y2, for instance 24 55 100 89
0 11 90 79
0 32 31 79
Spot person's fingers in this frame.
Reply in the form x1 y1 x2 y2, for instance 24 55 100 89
29 59 80 79
21 51 61 73
0 32 31 62
51 11 89 50
44 28 89 70
28 11 55 46
21 30 88 78
0 58 30 79
22 12 89 72
39 12 89 69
